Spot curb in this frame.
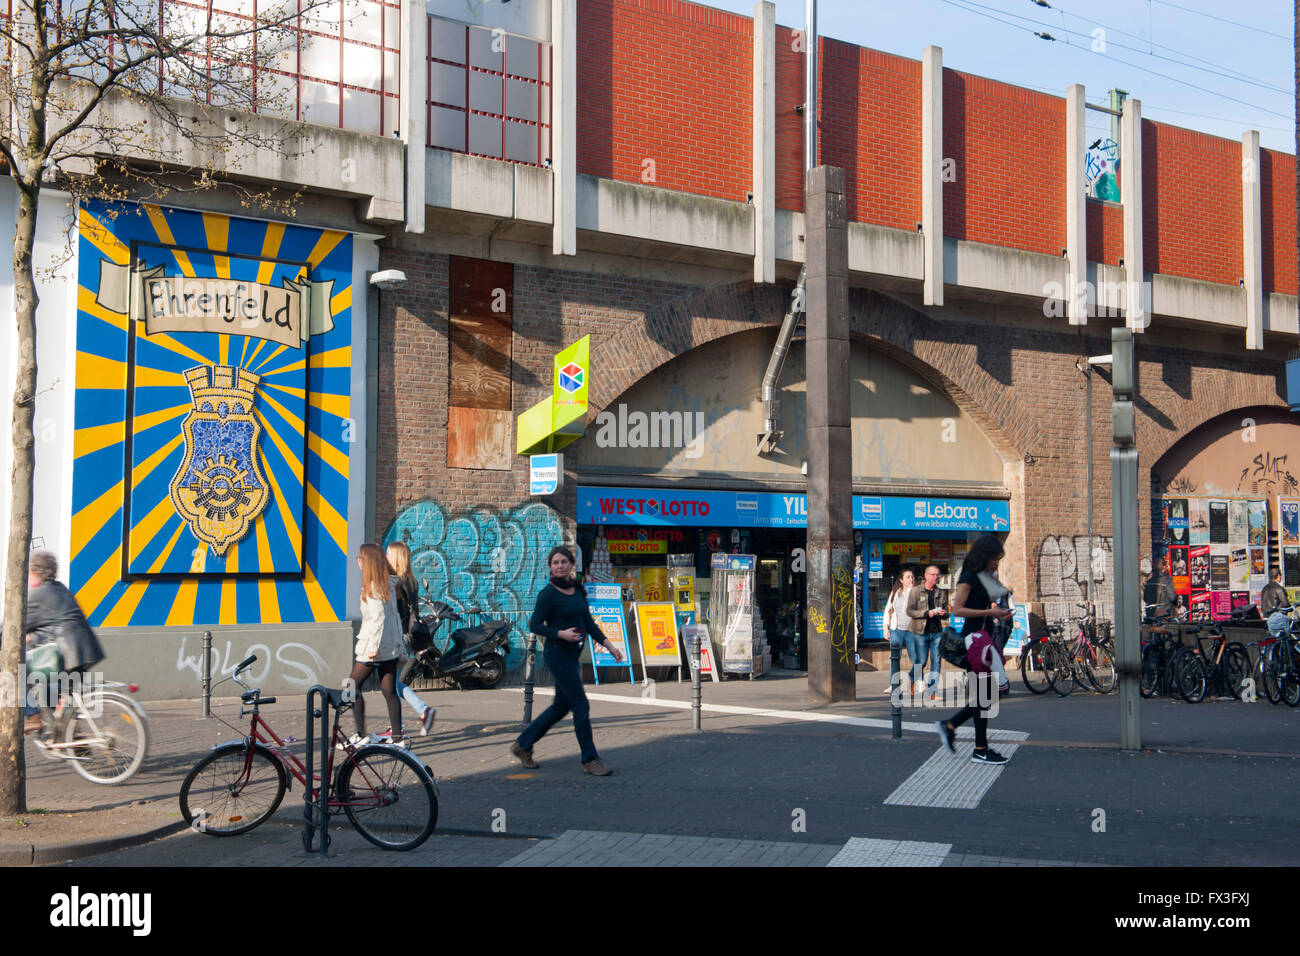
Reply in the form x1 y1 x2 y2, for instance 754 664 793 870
1 820 188 867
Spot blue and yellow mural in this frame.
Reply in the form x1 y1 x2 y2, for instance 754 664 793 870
72 200 353 626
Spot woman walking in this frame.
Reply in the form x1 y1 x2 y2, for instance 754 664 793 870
934 535 1013 765
510 546 623 776
348 543 406 745
386 541 437 736
883 569 918 698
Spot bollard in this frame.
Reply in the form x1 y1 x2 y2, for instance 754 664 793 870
689 632 702 732
890 641 902 740
522 632 537 725
201 630 213 718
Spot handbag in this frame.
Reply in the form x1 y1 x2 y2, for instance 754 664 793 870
938 628 970 670
26 641 62 679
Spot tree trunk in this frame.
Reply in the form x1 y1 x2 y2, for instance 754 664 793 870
0 182 40 815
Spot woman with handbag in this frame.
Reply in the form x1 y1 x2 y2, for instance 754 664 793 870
386 541 437 736
934 535 1013 765
883 569 918 698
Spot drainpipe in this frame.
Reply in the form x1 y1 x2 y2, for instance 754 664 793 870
756 268 806 455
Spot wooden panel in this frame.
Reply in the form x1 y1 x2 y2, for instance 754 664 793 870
449 330 512 409
449 256 513 334
447 406 513 470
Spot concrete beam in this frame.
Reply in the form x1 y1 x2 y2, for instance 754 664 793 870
401 0 428 234
752 1 776 284
577 174 754 258
1242 130 1263 350
1121 97 1145 331
552 0 577 256
921 45 943 306
1066 84 1087 325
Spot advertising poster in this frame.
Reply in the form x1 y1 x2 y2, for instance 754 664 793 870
634 602 682 667
1165 498 1189 545
584 583 635 682
1210 592 1233 618
1003 604 1030 656
1190 499 1210 545
1282 498 1300 545
1286 547 1300 588
1228 500 1247 543
1230 547 1250 589
1169 545 1190 593
1250 547 1266 576
1189 591 1211 621
1210 552 1230 590
930 540 953 564
1231 591 1252 614
1208 501 1229 543
1173 593 1189 619
1189 545 1211 590
681 624 718 682
636 567 670 603
1248 500 1268 546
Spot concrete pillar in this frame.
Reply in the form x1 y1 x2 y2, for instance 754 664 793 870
1120 97 1145 332
804 166 855 704
1066 84 1087 326
552 0 577 256
1243 129 1263 350
400 0 427 235
752 1 775 284
921 45 943 307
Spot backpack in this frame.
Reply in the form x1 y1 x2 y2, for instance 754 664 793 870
938 628 970 670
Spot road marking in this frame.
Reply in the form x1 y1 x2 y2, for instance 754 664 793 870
505 687 1027 740
884 743 1023 810
827 837 952 867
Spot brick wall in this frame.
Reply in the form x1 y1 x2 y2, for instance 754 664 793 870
942 70 1066 256
774 23 804 212
1262 148 1298 296
1142 120 1243 286
576 0 753 203
819 40 921 231
1086 199 1122 266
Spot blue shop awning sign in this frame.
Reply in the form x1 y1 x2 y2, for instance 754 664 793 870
577 486 1009 532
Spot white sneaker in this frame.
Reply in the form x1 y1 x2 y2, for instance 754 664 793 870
336 732 369 751
421 708 436 736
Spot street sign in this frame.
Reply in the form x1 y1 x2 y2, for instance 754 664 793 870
529 454 562 495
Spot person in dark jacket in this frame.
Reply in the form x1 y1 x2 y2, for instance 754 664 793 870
1260 566 1289 617
511 546 623 776
25 551 104 735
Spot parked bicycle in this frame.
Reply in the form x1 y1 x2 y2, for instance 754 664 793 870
179 655 438 851
1140 603 1190 699
26 679 149 785
1261 606 1300 707
1044 605 1116 696
1172 612 1252 704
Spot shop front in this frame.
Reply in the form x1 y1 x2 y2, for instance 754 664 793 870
576 485 1011 674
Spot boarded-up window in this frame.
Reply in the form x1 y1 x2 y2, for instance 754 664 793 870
448 256 512 469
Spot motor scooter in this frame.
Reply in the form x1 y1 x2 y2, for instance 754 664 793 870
402 589 511 689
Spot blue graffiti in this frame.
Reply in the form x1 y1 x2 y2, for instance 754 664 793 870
383 500 563 658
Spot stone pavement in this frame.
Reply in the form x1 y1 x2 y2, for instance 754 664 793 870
22 669 1300 867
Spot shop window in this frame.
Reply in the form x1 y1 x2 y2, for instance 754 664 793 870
447 256 512 470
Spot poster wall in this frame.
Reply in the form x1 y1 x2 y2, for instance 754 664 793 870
1162 496 1269 621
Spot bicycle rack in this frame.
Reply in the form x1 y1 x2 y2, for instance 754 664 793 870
304 685 333 858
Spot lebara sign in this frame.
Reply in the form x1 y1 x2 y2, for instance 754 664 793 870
577 487 1010 531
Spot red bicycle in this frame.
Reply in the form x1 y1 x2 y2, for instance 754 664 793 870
178 655 438 851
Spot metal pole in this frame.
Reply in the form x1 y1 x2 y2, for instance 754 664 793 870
201 630 212 717
522 632 537 724
689 632 702 732
1114 446 1142 750
804 0 817 172
890 642 902 739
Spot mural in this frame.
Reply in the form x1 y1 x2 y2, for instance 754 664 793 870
1085 137 1120 202
1037 534 1114 623
383 500 563 670
71 200 354 626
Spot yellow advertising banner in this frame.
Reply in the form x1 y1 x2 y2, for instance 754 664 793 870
607 539 667 555
634 602 681 666
884 542 931 560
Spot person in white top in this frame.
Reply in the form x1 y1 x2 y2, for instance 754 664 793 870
347 543 406 744
883 568 918 696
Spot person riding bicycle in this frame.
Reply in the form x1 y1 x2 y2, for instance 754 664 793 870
24 551 104 737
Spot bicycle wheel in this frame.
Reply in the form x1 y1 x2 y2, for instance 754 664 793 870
1283 640 1300 707
339 745 438 851
1219 643 1251 701
1140 645 1161 698
1020 641 1051 694
179 742 287 836
63 694 149 785
1046 643 1075 697
1173 648 1207 704
1087 645 1117 694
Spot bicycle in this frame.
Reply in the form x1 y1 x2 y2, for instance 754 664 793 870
1173 618 1251 704
1019 632 1052 694
26 678 149 785
1139 604 1188 699
1262 616 1300 707
1046 605 1116 695
178 655 438 851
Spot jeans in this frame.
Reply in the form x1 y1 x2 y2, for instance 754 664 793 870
889 629 915 688
914 631 942 689
396 679 430 717
517 649 598 763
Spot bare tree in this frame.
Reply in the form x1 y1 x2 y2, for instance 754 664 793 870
0 0 343 813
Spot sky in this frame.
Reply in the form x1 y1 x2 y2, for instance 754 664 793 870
703 0 1295 152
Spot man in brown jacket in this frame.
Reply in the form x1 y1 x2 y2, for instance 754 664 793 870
906 565 948 698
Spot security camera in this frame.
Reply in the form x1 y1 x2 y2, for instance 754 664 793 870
369 269 408 290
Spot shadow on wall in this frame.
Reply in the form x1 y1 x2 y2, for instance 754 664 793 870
383 500 563 677
1037 534 1114 624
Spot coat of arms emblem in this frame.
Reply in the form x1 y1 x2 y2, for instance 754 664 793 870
169 365 270 556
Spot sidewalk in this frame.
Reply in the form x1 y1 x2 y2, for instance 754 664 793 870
17 668 1300 866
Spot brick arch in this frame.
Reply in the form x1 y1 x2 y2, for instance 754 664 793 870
1143 396 1287 472
589 281 1023 463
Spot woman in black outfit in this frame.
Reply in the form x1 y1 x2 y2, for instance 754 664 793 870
934 535 1014 765
511 546 624 776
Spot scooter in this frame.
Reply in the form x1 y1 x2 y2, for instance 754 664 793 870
402 591 511 689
